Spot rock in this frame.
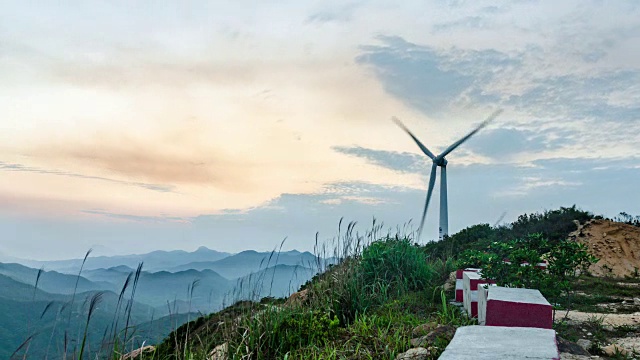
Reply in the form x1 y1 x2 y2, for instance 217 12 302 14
559 353 596 359
284 289 309 307
556 336 591 356
410 325 455 347
576 339 592 352
208 343 228 360
120 345 155 360
443 271 456 291
602 344 628 357
395 347 430 359
411 322 437 337
634 297 640 305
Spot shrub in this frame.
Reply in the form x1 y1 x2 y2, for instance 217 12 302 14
359 238 436 293
275 310 340 351
458 234 598 308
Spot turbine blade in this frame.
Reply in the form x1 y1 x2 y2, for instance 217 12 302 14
392 117 436 159
417 162 438 241
439 109 503 158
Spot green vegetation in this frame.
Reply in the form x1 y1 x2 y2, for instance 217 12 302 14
152 206 596 359
456 233 597 308
423 205 594 259
153 231 461 359
14 205 633 359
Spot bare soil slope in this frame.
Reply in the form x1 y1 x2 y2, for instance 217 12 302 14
569 219 640 277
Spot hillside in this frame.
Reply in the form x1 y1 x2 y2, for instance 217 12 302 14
0 262 115 294
233 264 316 299
144 206 640 359
133 269 232 312
26 246 230 273
570 219 640 277
11 206 640 359
0 277 159 360
169 250 319 278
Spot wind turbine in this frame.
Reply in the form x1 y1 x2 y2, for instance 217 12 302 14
393 109 503 241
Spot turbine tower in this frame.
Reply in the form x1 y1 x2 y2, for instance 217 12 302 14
393 109 503 241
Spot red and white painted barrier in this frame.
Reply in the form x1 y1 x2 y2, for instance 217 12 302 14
503 259 548 269
462 272 495 318
477 283 496 325
480 286 553 329
455 268 480 302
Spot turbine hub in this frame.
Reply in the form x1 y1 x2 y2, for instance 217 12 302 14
434 157 448 167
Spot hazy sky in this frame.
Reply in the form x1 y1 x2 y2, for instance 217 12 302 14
1 1 639 260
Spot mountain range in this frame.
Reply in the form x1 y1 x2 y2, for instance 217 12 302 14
1 247 323 359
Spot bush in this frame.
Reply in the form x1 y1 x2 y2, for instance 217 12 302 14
458 233 598 307
230 307 339 359
359 238 436 292
502 205 593 244
275 310 340 351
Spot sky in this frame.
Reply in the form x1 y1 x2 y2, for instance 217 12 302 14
1 1 639 260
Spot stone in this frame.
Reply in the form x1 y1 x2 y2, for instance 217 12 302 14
120 346 155 360
576 339 592 352
411 322 437 337
633 297 640 305
558 354 596 359
208 343 228 360
556 336 591 356
439 326 560 359
602 344 628 357
410 325 455 347
284 289 309 307
395 347 430 359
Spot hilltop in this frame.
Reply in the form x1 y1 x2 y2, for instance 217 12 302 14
9 206 640 359
139 206 640 359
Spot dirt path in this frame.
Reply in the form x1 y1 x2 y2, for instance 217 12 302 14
558 310 640 327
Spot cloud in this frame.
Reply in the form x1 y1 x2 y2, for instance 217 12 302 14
4 155 640 259
0 160 175 193
306 2 361 24
332 146 426 173
356 35 640 159
465 128 571 159
83 209 189 223
356 36 520 115
27 131 254 192
432 16 487 33
356 36 474 115
505 70 640 122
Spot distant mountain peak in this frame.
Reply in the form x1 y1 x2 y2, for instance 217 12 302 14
195 246 211 252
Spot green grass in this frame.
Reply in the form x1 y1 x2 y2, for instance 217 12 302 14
150 226 462 360
20 206 625 360
574 276 640 297
555 316 640 359
555 275 640 313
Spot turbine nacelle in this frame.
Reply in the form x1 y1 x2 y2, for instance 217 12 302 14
393 109 503 241
434 157 448 167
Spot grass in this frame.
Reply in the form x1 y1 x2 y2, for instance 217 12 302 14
555 275 640 313
555 316 640 359
575 276 640 298
147 222 464 359
17 207 609 359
